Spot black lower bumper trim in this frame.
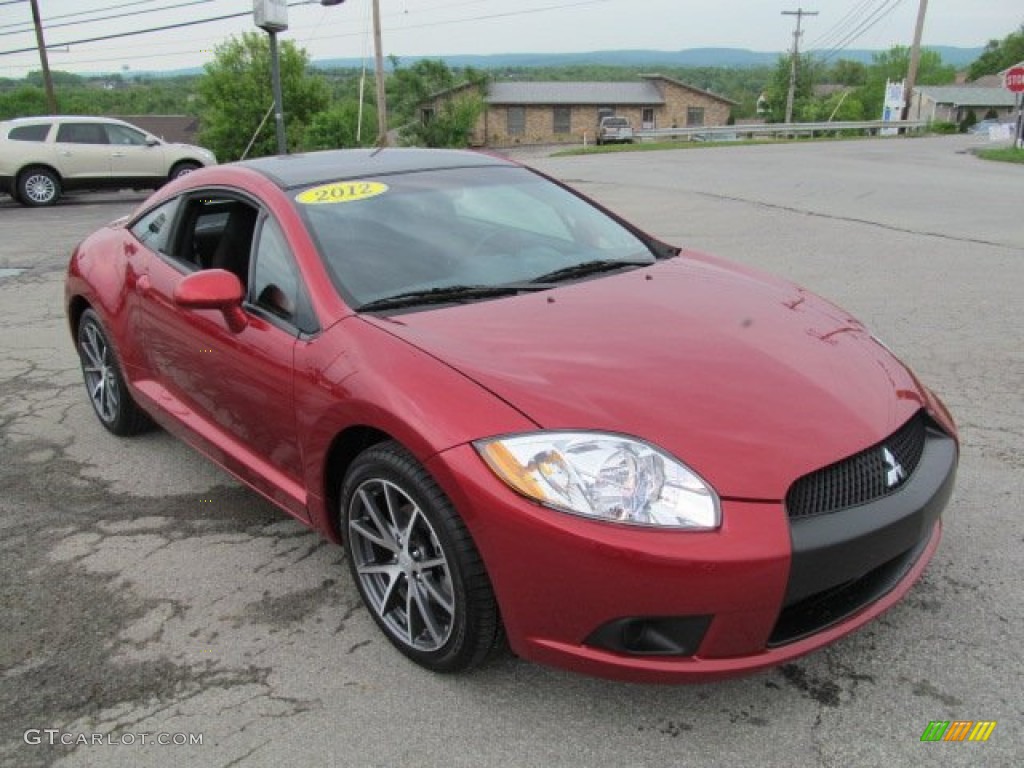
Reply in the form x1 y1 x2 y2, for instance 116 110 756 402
783 425 956 607
768 523 933 647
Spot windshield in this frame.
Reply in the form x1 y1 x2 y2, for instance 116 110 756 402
292 165 657 310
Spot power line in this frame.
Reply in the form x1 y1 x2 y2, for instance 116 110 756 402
0 10 252 56
817 0 902 57
0 0 164 30
805 0 877 51
0 0 216 39
1 0 616 63
814 0 909 63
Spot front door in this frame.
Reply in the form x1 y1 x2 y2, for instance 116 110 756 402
136 193 308 519
104 122 167 181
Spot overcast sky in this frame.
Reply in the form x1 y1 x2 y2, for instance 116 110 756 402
1 0 1022 78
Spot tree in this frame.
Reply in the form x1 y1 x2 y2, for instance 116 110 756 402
197 31 328 161
387 59 488 126
798 90 866 122
967 25 1024 81
0 86 47 120
400 92 484 148
760 53 819 122
304 100 378 150
856 46 955 119
25 69 83 88
830 59 867 86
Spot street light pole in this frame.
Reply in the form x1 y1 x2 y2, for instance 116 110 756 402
267 28 287 155
254 0 291 155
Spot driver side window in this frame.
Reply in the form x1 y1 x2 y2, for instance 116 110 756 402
171 195 259 279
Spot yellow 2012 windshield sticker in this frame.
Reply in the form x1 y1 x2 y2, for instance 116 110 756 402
296 181 388 205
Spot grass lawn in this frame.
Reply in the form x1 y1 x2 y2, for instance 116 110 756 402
976 147 1024 164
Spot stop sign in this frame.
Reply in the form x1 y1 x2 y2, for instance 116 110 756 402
1006 66 1024 93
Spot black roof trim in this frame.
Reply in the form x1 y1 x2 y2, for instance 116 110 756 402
236 148 513 190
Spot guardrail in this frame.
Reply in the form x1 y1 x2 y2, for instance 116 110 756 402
635 120 930 142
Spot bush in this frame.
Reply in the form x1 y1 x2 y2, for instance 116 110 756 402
959 109 978 133
929 121 958 134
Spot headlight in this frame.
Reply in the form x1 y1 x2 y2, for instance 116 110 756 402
475 432 719 529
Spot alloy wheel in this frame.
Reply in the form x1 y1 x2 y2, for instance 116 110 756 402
79 321 120 424
348 478 455 652
23 173 57 205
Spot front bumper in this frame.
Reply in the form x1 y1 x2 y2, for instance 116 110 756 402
427 424 956 683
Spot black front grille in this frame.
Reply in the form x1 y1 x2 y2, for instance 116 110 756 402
786 411 927 519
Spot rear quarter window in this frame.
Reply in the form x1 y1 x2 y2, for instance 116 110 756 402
8 124 51 142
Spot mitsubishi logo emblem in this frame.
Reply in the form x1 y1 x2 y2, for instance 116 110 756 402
882 447 906 488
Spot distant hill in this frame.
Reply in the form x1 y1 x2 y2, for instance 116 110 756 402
140 45 984 78
311 45 985 72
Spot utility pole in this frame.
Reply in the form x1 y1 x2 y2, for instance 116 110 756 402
902 0 929 121
29 0 57 113
782 8 817 124
371 0 388 146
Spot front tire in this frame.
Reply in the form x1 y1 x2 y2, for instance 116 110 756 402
341 441 502 673
18 167 60 207
76 309 151 436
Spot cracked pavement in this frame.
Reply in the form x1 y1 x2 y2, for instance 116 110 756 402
1 136 1022 767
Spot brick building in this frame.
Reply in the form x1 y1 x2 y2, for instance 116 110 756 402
421 74 736 147
909 86 1017 124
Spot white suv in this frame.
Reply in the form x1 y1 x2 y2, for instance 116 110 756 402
0 115 216 207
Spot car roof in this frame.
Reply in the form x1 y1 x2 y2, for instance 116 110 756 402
2 115 131 124
0 115 143 132
235 148 515 190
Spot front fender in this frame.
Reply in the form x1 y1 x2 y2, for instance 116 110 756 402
295 316 538 538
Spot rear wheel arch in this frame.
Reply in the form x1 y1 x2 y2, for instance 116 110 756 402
169 159 201 179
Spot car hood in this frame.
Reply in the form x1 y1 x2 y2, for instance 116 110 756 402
366 255 927 500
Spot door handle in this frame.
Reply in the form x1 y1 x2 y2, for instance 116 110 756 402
111 152 125 158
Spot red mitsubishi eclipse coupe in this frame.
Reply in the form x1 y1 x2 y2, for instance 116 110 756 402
65 149 957 682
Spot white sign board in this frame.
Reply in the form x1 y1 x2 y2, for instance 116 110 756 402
880 79 905 136
254 0 288 32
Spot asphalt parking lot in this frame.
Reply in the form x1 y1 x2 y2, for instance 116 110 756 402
1 135 1021 767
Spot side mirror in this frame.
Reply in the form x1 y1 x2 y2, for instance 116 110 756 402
173 269 248 332
146 137 161 147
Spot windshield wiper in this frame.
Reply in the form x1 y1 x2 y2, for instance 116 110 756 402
529 258 652 284
357 283 547 312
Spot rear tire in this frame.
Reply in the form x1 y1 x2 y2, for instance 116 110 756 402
169 161 201 180
17 167 60 207
76 309 151 436
341 441 502 673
